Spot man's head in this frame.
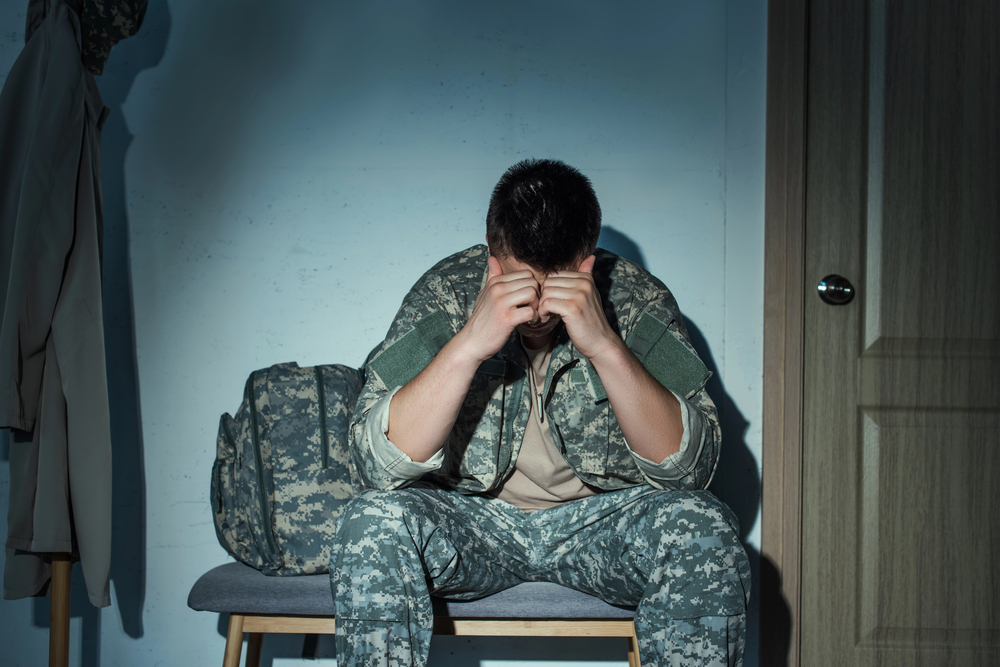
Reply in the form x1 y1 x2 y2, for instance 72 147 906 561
486 159 601 273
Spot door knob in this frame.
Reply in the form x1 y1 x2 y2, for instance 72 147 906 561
817 275 855 305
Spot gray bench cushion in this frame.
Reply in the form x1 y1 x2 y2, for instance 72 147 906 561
188 562 636 619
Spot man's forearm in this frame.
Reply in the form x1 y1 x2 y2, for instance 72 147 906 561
386 257 543 462
588 336 684 463
386 330 482 463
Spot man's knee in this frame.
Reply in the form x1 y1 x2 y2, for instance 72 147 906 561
633 490 750 617
336 488 429 548
639 489 741 546
332 489 433 616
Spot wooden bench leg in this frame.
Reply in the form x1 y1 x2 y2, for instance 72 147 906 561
246 632 263 667
223 614 245 667
627 629 640 667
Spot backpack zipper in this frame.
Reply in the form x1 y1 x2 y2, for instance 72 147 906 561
248 371 280 559
315 366 329 469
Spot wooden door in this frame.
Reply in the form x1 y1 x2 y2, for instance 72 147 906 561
799 0 1000 665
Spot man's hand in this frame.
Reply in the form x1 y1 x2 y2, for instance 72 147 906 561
387 255 539 461
537 255 619 360
539 254 684 461
456 255 541 362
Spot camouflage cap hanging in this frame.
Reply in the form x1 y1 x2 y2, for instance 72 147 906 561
25 0 149 75
81 0 148 75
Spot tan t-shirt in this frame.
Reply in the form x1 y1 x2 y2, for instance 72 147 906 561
491 340 599 511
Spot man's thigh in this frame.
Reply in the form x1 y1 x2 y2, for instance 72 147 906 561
334 487 533 602
530 486 749 617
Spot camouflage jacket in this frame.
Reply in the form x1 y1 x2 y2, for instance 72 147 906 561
350 245 720 494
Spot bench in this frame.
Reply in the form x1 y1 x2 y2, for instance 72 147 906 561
188 562 639 667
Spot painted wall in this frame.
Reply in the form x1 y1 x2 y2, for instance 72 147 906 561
0 0 766 665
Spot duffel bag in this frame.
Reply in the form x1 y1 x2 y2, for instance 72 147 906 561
211 362 362 575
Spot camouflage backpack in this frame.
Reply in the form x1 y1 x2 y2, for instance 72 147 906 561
211 362 363 575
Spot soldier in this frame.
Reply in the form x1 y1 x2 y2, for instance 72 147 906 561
332 159 750 666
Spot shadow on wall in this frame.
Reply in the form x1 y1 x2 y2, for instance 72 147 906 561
99 0 172 640
27 2 173 660
759 554 793 667
141 0 308 196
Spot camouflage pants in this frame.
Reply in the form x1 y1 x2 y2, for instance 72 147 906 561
331 485 750 666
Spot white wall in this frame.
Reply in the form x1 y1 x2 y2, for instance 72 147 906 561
0 1 766 665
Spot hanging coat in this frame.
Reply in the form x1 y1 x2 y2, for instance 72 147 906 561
0 0 116 608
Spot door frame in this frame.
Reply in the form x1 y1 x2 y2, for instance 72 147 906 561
761 0 808 665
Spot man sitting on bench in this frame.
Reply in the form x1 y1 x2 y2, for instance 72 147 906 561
332 158 751 666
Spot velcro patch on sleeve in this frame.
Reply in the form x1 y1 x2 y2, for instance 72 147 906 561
625 312 711 399
415 310 451 355
369 311 451 390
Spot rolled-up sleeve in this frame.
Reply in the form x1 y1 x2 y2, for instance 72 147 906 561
365 386 444 482
625 390 709 485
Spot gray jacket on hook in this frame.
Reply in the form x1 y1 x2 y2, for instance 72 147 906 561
0 0 112 608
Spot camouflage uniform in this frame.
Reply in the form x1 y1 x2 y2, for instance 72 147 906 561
334 245 750 665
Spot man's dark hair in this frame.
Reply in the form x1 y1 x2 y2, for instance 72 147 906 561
486 159 601 273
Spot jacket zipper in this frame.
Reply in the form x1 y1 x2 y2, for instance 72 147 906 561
315 366 329 469
248 371 280 559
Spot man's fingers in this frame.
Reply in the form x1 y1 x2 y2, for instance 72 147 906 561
537 285 573 318
504 283 540 309
541 275 591 290
538 284 576 301
490 269 536 285
539 283 596 321
538 293 569 319
547 258 596 284
511 304 538 326
489 275 540 302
